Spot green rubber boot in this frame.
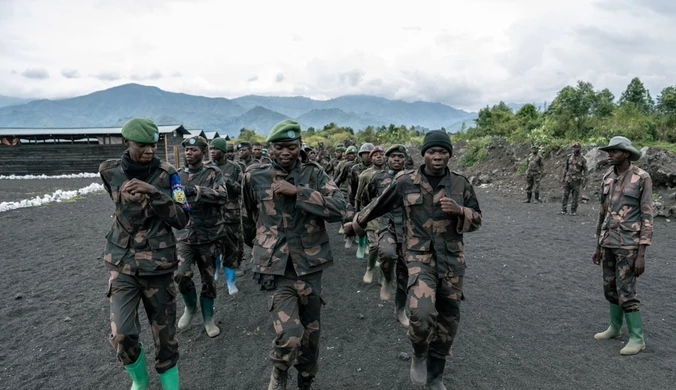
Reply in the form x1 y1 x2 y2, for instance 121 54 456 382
158 365 179 390
356 235 367 259
620 311 645 355
594 304 623 340
178 289 198 330
200 297 220 337
123 343 149 390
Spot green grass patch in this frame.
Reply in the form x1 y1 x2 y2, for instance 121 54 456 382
516 159 528 174
459 137 491 167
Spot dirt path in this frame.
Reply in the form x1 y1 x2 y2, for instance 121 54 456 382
1 182 674 389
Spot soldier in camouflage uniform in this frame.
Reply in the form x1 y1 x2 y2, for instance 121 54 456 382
559 142 587 215
174 136 229 338
345 131 481 390
362 144 410 327
237 141 255 169
523 145 544 203
592 136 652 355
242 120 346 390
348 144 375 256
335 145 357 244
253 141 273 164
208 137 244 295
225 142 236 161
325 144 345 179
355 145 386 279
99 117 188 390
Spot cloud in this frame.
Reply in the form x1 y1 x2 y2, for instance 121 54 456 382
61 68 80 79
130 70 163 81
247 75 258 83
338 70 364 87
21 68 49 79
275 73 284 83
92 72 122 81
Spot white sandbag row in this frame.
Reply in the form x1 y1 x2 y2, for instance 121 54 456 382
0 173 100 180
0 182 105 212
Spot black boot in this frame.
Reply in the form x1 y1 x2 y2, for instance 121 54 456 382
522 192 532 203
268 367 288 390
410 345 427 386
297 372 314 390
426 356 447 390
534 192 541 203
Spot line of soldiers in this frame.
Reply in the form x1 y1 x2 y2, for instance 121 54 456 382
100 116 653 390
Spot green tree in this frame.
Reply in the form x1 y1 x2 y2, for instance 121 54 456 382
593 88 616 118
619 77 654 114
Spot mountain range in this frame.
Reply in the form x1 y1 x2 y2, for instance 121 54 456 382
0 83 478 136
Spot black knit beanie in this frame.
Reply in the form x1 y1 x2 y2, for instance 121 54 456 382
421 130 453 156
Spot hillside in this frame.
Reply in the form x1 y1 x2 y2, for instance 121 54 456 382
0 84 477 135
0 95 32 109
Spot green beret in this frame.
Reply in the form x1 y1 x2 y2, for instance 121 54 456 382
267 120 302 143
237 141 251 150
210 137 228 152
262 148 268 155
182 136 209 147
385 144 407 156
226 142 235 152
121 117 160 144
345 145 357 154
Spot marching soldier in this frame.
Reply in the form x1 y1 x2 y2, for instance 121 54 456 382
354 145 386 273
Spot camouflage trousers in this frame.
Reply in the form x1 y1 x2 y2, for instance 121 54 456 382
562 179 582 212
221 223 243 269
175 241 219 299
602 247 640 312
107 272 179 373
366 229 379 270
269 266 323 378
378 228 408 291
525 172 541 193
406 262 463 360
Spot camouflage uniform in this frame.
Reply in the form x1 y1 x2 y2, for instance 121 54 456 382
208 158 244 270
525 153 543 193
334 159 356 206
561 153 587 213
173 164 229 299
596 165 653 312
242 159 346 378
355 164 385 275
99 158 188 373
348 160 373 207
353 167 482 360
325 156 342 179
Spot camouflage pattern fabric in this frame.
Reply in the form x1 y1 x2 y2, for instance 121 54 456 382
174 242 219 299
99 160 188 276
561 180 581 213
367 169 405 242
601 247 640 312
268 266 323 377
220 223 242 269
354 166 482 359
348 161 372 206
334 160 355 205
595 165 653 248
325 157 342 178
525 154 543 192
107 272 178 373
241 159 347 277
563 153 587 182
208 158 245 268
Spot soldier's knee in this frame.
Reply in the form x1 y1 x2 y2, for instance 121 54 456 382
174 274 192 294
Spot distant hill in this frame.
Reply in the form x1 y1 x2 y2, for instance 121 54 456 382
0 95 32 108
0 83 478 135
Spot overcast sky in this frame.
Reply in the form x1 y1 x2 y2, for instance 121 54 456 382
1 0 674 110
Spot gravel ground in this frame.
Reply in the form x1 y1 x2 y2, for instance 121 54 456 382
0 180 675 390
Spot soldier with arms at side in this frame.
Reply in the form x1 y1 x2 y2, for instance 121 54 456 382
334 145 357 243
592 136 652 355
345 131 482 390
354 145 386 276
99 117 188 390
325 144 344 179
242 120 347 390
559 142 587 215
523 145 544 203
173 136 229 338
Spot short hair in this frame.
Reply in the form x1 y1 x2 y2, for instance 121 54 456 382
252 142 262 148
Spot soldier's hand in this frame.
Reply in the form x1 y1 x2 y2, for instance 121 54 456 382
633 254 645 276
343 222 355 237
273 180 298 196
183 185 196 197
122 179 156 195
592 246 602 265
440 197 463 216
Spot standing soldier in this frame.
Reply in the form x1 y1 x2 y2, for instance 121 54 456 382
592 136 652 355
355 145 386 272
335 145 357 243
208 137 244 295
349 143 375 256
99 117 188 390
241 120 346 390
325 144 345 179
559 142 587 215
345 131 482 390
362 144 410 327
174 136 228 338
237 141 255 168
253 141 273 164
523 145 544 203
225 142 236 161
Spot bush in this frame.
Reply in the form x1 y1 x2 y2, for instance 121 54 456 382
458 137 490 167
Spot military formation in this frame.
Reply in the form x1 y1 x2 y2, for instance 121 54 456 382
100 117 654 390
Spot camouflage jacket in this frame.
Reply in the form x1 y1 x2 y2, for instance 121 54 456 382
334 160 356 201
355 164 385 211
595 165 653 248
208 158 243 223
527 154 543 175
174 164 229 244
99 160 188 276
254 156 273 165
365 167 405 240
348 161 373 205
354 166 482 276
325 157 343 178
242 160 347 276
564 153 587 182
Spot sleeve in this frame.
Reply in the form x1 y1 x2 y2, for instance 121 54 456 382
581 158 588 181
594 181 607 240
355 170 371 211
348 167 359 205
100 171 112 196
241 171 257 248
225 165 243 196
639 175 654 246
194 169 228 205
538 156 544 172
151 172 189 230
353 177 403 236
295 169 347 223
456 182 482 233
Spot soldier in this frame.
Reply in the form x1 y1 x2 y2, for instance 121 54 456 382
345 131 482 390
174 136 228 338
405 153 415 170
237 141 255 168
592 136 652 355
349 143 375 256
225 142 236 161
241 120 346 390
325 144 345 179
355 145 386 270
362 144 410 327
253 141 273 164
208 137 244 295
559 142 587 215
523 145 544 203
99 117 188 390
335 145 357 246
